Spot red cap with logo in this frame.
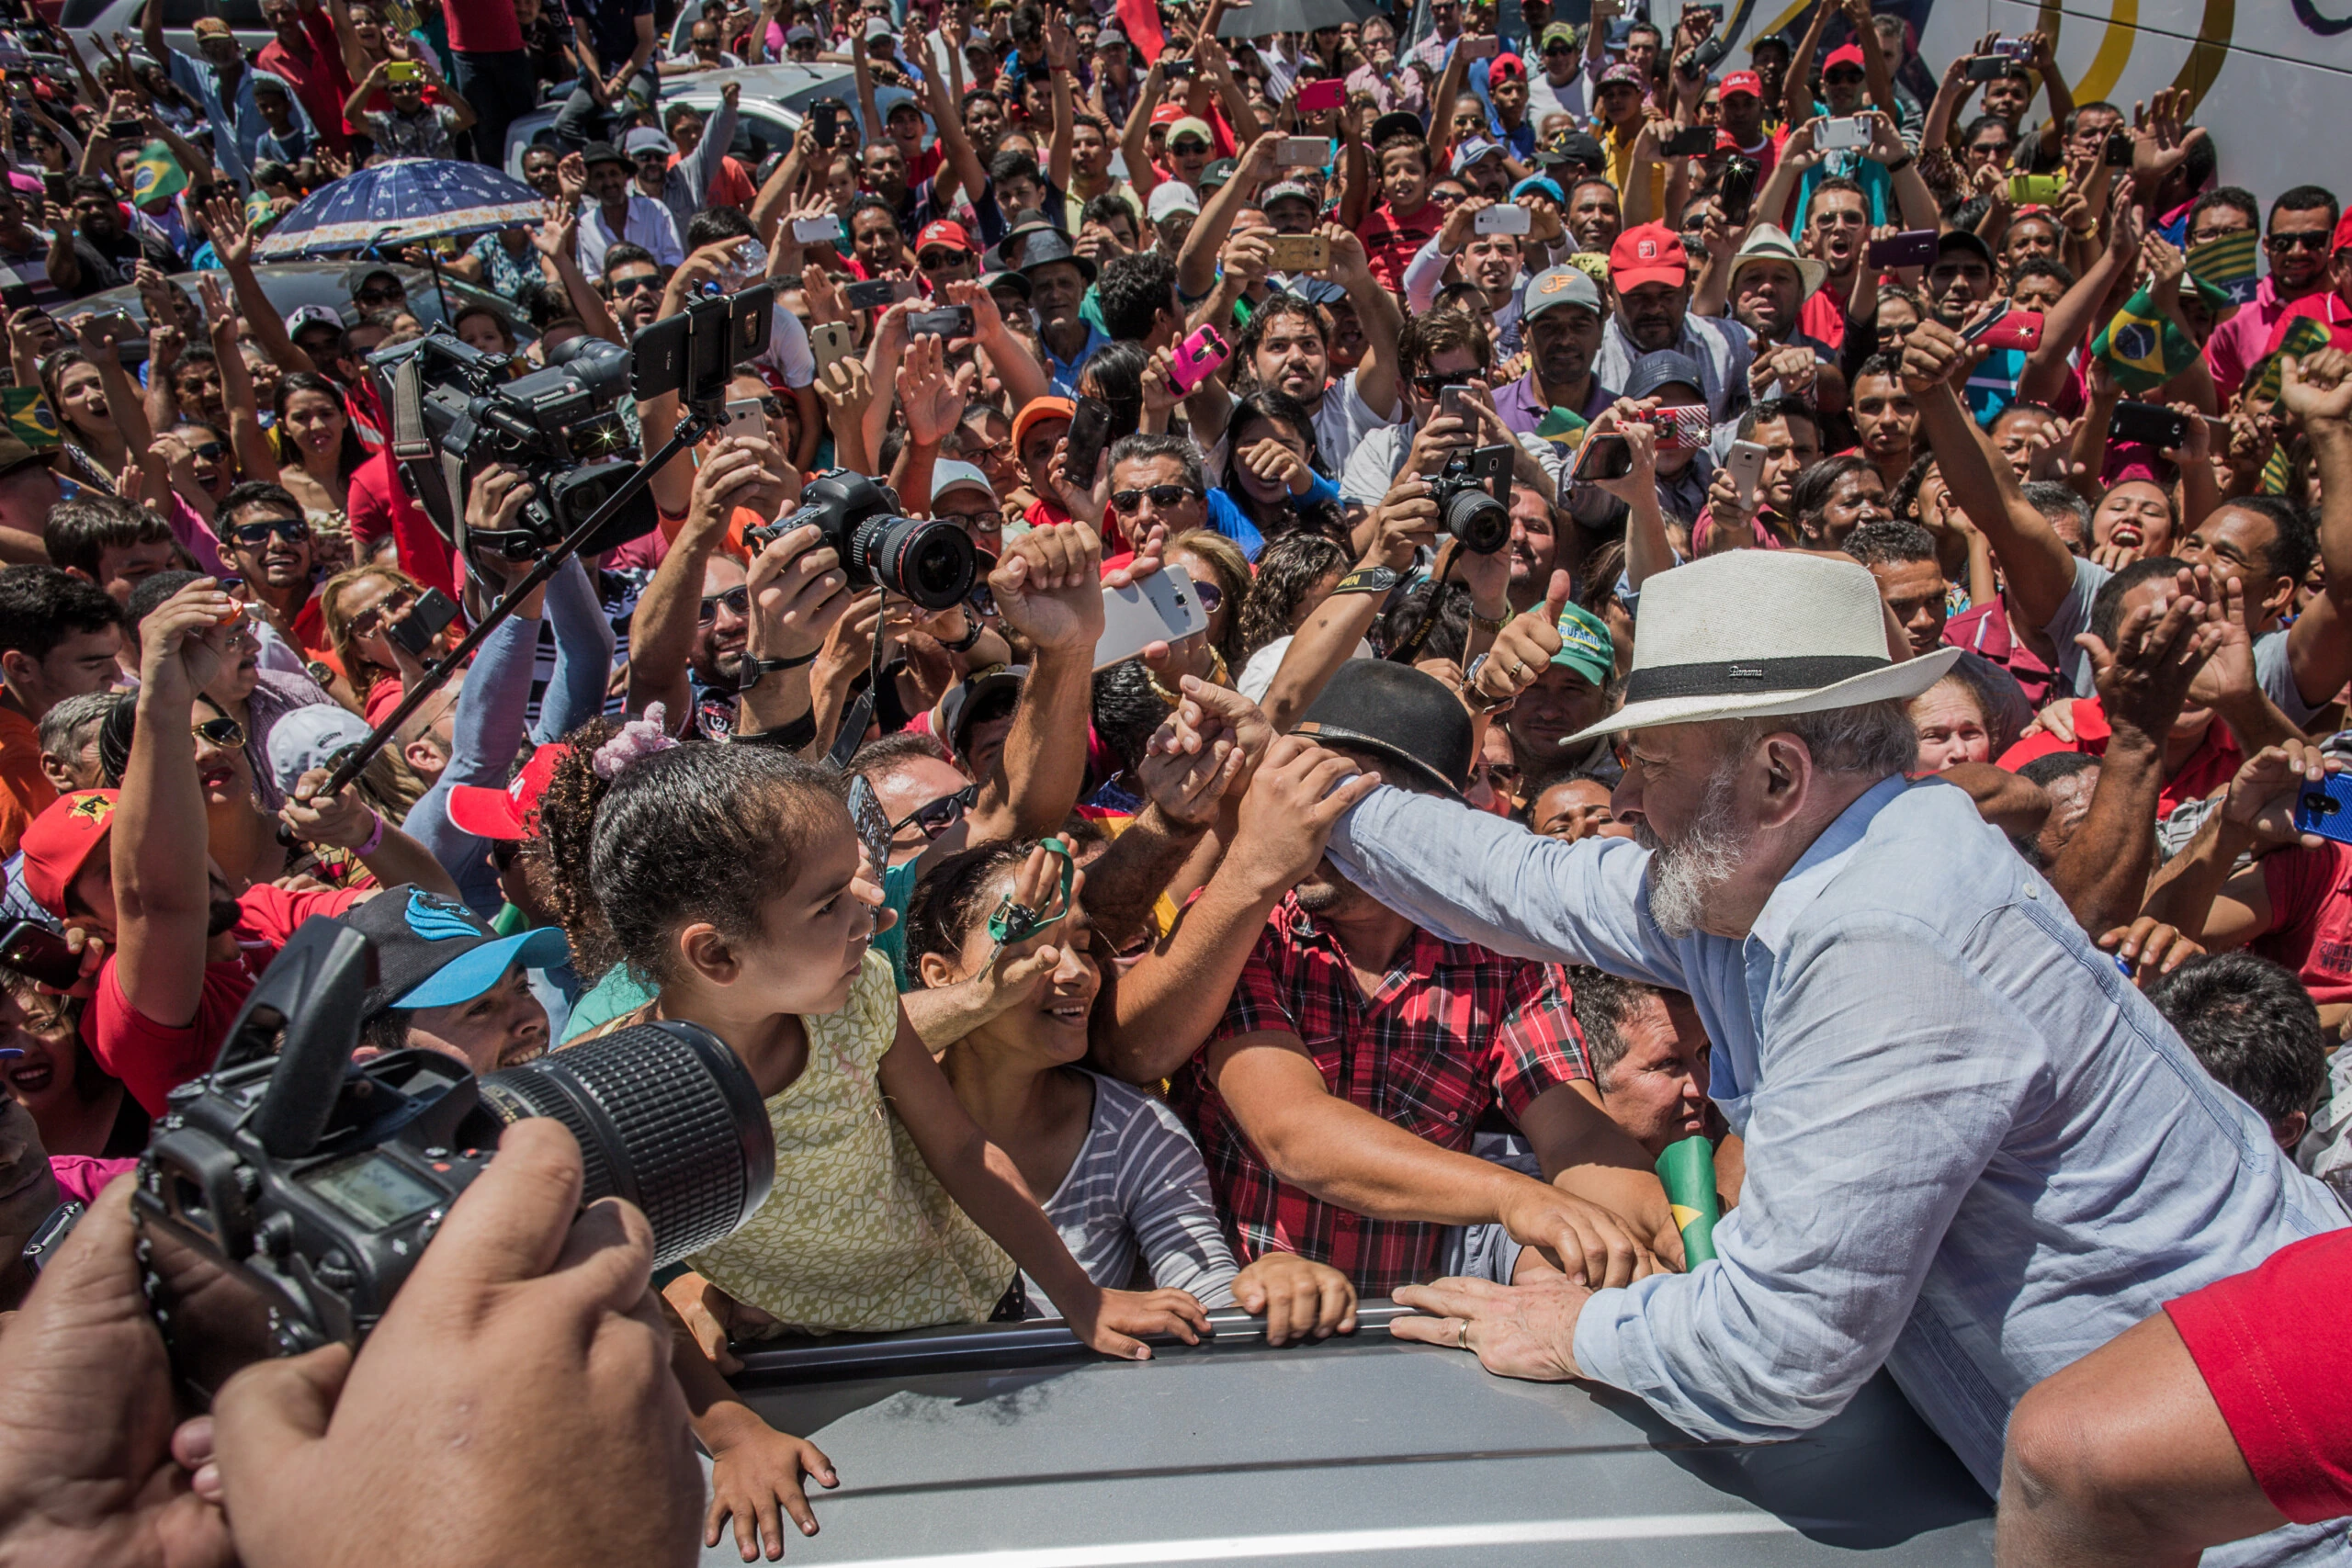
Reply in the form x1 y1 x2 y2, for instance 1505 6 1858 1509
21 790 119 920
1719 69 1762 99
447 744 571 841
916 220 976 255
1825 43 1866 71
1150 102 1189 127
1609 221 1689 291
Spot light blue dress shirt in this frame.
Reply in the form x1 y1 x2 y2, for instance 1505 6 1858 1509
1327 773 2347 1517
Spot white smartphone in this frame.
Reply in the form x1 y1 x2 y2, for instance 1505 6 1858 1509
721 397 768 442
1815 116 1869 152
1275 135 1328 167
1095 565 1212 671
1724 438 1768 508
792 215 842 244
1474 203 1531 235
808 319 857 373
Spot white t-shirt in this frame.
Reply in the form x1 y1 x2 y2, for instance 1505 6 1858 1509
1238 633 1374 702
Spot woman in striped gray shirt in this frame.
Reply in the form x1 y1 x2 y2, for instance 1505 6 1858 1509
911 839 1358 1346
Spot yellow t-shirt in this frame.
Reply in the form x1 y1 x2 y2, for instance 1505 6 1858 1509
684 950 1014 1335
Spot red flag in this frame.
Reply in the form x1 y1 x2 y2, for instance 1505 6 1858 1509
1117 0 1167 62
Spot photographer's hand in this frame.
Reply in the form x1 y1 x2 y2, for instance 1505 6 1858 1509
211 1120 703 1568
0 1178 233 1568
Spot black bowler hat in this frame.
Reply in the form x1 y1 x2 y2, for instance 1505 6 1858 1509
1291 660 1473 797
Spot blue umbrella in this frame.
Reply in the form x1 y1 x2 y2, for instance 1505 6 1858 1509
256 157 546 259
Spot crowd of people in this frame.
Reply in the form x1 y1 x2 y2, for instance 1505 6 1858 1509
0 0 2349 1562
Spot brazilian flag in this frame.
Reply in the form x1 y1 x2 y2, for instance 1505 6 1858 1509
1 389 59 451
130 141 186 209
2189 230 2260 308
1534 406 1588 449
2093 284 2201 395
2246 318 2337 404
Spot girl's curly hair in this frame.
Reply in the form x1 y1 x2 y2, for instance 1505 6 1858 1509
522 714 629 982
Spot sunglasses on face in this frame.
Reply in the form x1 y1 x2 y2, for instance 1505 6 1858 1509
355 285 403 306
605 273 662 296
1109 483 1200 513
192 714 245 748
349 588 415 637
187 440 225 460
1170 139 1210 155
231 517 310 546
1190 577 1223 615
2268 232 2331 253
891 781 978 839
1543 41 1573 54
698 584 751 622
1411 370 1467 394
918 250 969 271
1824 69 1862 85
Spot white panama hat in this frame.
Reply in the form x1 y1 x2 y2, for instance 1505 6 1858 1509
1566 550 1961 744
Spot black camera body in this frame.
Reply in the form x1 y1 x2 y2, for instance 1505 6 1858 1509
132 919 775 1404
750 470 978 609
1428 444 1514 555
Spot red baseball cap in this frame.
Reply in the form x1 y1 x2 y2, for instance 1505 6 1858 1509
1719 69 1762 99
916 220 976 255
2333 211 2352 256
1609 221 1689 291
1825 44 1866 71
447 744 571 841
21 790 118 920
1150 102 1188 128
1489 51 1525 81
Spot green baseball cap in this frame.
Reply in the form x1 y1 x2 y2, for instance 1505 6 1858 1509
1540 20 1578 51
1552 603 1615 688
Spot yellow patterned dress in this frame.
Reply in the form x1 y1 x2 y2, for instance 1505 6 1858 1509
679 949 1014 1335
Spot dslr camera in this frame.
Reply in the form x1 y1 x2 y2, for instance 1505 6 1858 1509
749 470 977 610
380 284 776 561
131 919 775 1404
1427 444 1514 556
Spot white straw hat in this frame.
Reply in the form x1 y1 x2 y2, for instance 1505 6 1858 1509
1567 551 1960 743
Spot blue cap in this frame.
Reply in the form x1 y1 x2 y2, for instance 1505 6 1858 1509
397 926 571 1010
1512 175 1565 205
335 886 571 1016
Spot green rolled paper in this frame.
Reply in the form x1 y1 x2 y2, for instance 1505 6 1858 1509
1655 1135 1720 1267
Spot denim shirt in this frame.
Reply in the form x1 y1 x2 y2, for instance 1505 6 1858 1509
1326 773 2348 1505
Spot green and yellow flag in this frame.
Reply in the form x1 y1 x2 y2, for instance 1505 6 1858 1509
1533 406 1589 447
1 389 60 450
2245 318 2337 404
2188 229 2260 308
2092 283 2201 395
130 141 185 209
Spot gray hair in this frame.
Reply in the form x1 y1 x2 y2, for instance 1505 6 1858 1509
1106 433 1204 496
1714 697 1918 779
37 689 116 762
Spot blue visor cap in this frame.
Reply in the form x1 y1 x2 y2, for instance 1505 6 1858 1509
397 925 571 1010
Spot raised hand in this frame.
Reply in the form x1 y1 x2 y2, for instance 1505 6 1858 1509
1471 569 1570 711
2281 353 2352 429
744 519 852 668
2130 87 2208 190
2076 567 2215 747
989 518 1107 652
1229 734 1385 894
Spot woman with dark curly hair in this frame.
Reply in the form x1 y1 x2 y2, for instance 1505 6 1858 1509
1234 530 1353 698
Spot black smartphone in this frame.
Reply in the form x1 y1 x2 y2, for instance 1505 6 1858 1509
1064 395 1114 490
0 919 83 991
904 304 974 340
810 102 839 147
1663 125 1713 157
1677 34 1726 78
386 586 459 658
1866 229 1938 269
2109 400 2190 449
1162 57 1195 79
103 117 142 140
1965 54 2007 82
2103 130 2133 167
842 277 911 310
39 172 64 205
1571 433 1634 483
1717 154 1758 224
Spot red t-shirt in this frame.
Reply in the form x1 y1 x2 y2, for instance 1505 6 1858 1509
1360 199 1442 294
700 152 756 212
88 884 368 1116
1995 696 2242 818
347 448 459 600
1798 286 1847 353
1943 595 2057 708
444 0 526 54
2266 292 2352 357
2256 840 2352 1008
2167 1229 2352 1525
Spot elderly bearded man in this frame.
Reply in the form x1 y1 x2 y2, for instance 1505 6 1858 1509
1306 551 2347 1563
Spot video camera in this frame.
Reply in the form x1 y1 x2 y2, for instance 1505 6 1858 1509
380 283 776 562
749 470 977 610
130 919 775 1404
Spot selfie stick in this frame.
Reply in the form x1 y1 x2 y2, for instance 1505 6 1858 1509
1655 1135 1721 1266
316 416 712 799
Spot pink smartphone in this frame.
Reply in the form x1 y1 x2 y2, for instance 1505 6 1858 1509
1964 305 2043 353
1167 323 1231 395
1295 77 1344 114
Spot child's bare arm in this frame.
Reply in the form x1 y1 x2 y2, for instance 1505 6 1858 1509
661 1288 838 1562
876 1004 1211 1358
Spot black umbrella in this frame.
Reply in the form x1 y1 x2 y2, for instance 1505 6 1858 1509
1216 0 1383 39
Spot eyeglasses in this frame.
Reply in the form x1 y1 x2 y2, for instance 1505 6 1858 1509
1428 187 1463 206
890 781 977 840
192 715 245 748
1824 68 1863 85
187 440 225 461
348 587 416 637
934 508 996 532
1109 483 1200 513
355 285 404 306
918 250 970 271
230 516 310 546
1410 370 1465 394
1170 139 1210 155
698 584 750 622
2267 231 2333 253
605 272 662 296
1543 41 1573 54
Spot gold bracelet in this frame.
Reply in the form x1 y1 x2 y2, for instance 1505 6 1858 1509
1469 609 1508 633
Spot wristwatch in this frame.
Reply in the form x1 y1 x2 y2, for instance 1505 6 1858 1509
738 649 819 691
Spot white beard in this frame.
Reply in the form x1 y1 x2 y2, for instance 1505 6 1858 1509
1635 765 1748 941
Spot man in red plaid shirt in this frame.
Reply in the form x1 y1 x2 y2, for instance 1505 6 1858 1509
1112 665 1683 1297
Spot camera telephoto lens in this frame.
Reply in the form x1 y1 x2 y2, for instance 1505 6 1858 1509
477 1020 775 1266
852 513 978 609
1442 487 1512 556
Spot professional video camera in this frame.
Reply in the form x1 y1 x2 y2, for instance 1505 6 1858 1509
380 284 776 562
1426 443 1514 556
131 919 775 1404
750 470 977 610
